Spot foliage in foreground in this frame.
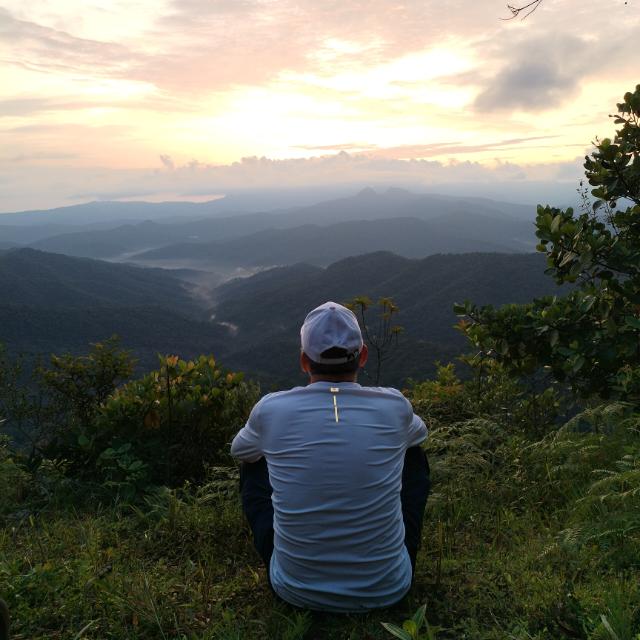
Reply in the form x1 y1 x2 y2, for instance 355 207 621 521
1 340 258 495
1 358 639 639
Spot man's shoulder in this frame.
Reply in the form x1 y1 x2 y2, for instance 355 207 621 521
356 385 412 405
253 385 309 410
363 385 407 399
256 384 410 407
365 386 415 417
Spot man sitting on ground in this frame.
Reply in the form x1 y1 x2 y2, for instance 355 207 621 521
231 301 430 611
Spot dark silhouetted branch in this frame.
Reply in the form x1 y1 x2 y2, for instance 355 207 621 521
503 0 544 19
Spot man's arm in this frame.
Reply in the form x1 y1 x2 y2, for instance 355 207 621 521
407 409 428 448
231 401 263 462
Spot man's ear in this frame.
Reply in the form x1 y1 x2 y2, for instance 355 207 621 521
358 344 369 368
300 351 312 373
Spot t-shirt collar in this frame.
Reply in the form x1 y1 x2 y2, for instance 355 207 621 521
307 380 362 389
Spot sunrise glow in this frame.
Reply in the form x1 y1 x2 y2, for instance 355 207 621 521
0 0 638 210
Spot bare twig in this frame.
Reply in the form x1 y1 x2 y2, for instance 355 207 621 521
503 0 544 19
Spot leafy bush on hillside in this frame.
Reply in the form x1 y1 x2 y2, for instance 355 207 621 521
534 404 640 568
408 360 566 436
96 354 258 486
0 435 29 515
0 341 258 498
0 338 133 467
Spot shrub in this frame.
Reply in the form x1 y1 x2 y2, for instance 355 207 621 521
95 354 259 485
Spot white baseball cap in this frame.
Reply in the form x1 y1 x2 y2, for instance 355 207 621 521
300 301 363 364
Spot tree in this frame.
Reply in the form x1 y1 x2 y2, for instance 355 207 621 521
455 85 640 401
346 296 403 386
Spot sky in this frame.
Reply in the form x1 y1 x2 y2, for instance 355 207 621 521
0 0 638 212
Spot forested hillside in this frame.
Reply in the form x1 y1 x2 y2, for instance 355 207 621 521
0 249 228 368
0 248 565 386
0 249 197 309
214 251 566 385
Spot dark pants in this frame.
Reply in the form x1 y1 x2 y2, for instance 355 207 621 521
239 446 430 578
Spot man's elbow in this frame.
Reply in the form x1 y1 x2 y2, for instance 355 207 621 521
230 439 262 463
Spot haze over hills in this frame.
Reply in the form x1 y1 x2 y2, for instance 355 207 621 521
0 199 230 227
0 186 568 385
15 189 538 271
0 186 368 223
133 214 534 268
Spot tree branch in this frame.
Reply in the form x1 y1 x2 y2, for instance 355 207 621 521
503 0 544 19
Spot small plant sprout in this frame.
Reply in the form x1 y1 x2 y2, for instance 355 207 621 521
381 604 440 640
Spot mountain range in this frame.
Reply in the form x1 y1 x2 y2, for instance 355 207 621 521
0 187 568 385
0 247 565 386
2 189 538 270
133 213 534 268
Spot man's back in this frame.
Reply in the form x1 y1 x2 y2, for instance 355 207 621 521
231 380 427 611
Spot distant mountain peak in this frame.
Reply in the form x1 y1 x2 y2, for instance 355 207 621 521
356 187 377 198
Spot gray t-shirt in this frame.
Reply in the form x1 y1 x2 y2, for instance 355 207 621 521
230 380 428 611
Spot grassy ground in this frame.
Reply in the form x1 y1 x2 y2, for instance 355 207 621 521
1 404 639 639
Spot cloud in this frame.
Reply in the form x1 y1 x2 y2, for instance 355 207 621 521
64 152 582 200
0 7 134 77
159 154 175 170
474 34 589 112
473 25 640 113
353 136 562 159
294 136 564 160
0 98 61 117
0 149 587 213
79 1 492 93
3 2 637 101
2 152 77 163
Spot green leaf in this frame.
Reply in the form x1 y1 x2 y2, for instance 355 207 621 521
380 622 413 640
572 356 586 373
580 296 596 313
549 329 559 347
403 620 418 637
624 316 640 329
600 615 621 640
559 251 577 268
412 604 427 631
